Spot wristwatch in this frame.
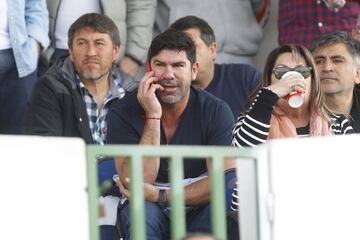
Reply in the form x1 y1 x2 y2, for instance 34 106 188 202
157 189 168 209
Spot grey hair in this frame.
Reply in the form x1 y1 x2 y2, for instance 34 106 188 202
311 31 360 65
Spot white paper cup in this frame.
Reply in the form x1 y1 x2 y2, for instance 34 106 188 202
281 71 304 108
287 91 304 108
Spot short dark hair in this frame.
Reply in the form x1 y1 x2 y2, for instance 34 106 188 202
170 15 215 46
311 31 360 64
68 13 120 49
148 29 196 65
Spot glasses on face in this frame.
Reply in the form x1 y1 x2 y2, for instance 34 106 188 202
272 66 312 79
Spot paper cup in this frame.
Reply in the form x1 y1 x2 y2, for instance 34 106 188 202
287 91 304 108
281 71 304 108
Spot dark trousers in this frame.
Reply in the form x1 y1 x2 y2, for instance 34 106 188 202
0 49 37 134
50 48 69 66
38 48 69 77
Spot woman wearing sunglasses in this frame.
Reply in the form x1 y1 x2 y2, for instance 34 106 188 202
232 44 354 149
230 44 354 210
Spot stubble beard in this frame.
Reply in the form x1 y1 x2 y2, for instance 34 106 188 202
78 64 110 82
81 72 103 82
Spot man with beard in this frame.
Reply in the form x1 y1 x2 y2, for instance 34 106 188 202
107 29 235 239
311 31 360 132
23 13 137 239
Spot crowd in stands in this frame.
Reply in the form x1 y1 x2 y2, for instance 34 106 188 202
1 0 360 239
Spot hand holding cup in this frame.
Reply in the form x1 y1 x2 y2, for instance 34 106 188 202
281 71 305 108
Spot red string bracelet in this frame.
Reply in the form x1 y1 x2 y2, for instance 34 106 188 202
142 115 162 121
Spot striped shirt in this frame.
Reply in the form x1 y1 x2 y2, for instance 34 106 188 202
77 74 125 145
232 88 353 148
230 88 354 210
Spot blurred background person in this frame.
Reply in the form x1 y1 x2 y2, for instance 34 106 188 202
170 15 261 118
278 0 360 49
154 0 270 64
0 0 49 134
350 14 360 42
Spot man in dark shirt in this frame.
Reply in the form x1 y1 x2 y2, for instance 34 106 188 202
170 15 261 118
107 29 235 239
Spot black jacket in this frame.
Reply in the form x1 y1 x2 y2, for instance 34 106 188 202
23 57 137 143
350 84 360 133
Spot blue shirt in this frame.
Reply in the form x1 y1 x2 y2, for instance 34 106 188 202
206 63 261 119
107 87 234 182
7 0 50 77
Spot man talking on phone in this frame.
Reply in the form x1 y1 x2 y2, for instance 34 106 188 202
107 29 236 239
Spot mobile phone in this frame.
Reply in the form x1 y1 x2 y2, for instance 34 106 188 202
146 63 152 72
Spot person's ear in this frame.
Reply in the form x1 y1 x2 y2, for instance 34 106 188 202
209 42 217 61
69 48 74 61
354 65 360 84
112 45 121 61
192 62 199 80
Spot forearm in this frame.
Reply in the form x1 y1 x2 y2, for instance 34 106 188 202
232 88 278 147
25 0 50 49
163 178 210 206
114 119 161 185
125 0 156 64
111 117 162 185
115 157 130 185
139 118 161 183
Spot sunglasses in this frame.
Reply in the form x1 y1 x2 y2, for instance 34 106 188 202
273 66 312 79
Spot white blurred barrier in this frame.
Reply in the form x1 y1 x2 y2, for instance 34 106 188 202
2 133 360 240
0 135 88 240
237 134 360 240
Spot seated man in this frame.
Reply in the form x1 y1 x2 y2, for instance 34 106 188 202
170 15 262 118
311 31 360 132
23 13 137 240
107 29 235 239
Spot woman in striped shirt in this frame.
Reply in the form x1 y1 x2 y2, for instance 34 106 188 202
231 44 353 210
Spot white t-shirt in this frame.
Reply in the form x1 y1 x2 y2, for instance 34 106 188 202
0 0 11 50
55 0 101 49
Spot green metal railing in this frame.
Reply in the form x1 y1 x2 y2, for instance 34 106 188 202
86 145 261 240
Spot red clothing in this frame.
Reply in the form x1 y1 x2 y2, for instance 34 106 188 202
278 0 360 48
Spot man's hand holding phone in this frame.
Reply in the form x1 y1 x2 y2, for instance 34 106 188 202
137 63 163 118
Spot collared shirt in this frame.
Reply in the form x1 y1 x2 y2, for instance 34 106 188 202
278 0 360 49
6 0 50 77
77 74 125 145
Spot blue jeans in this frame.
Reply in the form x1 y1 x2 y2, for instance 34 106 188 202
98 158 121 240
120 201 170 240
0 49 37 134
120 202 213 239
